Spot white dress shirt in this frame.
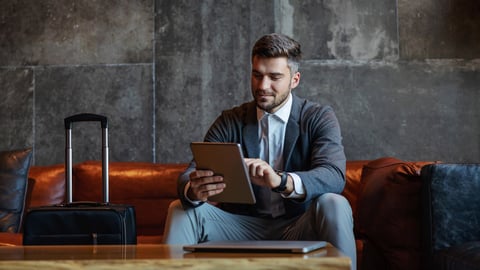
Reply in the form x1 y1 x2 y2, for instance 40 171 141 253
257 93 305 200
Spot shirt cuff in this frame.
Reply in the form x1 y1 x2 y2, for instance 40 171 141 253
281 172 305 199
184 181 202 205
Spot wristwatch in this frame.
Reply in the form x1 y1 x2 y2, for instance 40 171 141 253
272 171 288 193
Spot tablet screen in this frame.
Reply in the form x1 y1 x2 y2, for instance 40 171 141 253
190 142 256 204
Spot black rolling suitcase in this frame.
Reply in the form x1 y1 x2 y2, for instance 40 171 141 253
23 113 137 245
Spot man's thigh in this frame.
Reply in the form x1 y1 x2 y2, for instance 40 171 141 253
196 203 273 241
281 193 352 240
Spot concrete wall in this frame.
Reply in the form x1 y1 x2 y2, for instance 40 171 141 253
1 0 479 165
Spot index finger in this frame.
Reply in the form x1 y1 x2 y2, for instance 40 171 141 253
190 169 214 179
244 158 259 165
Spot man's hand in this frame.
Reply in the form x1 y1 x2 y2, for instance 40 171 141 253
244 158 294 194
244 158 281 188
187 170 226 202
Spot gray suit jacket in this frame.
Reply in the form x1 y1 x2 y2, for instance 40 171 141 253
178 94 346 218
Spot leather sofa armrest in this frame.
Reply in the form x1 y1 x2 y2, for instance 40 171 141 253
421 163 480 268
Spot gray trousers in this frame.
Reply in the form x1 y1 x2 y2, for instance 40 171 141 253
163 193 356 270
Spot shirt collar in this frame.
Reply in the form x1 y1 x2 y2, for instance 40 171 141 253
256 93 292 123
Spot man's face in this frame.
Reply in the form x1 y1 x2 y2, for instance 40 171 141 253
251 56 300 113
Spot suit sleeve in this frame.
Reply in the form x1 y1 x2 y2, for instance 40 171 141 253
293 105 346 202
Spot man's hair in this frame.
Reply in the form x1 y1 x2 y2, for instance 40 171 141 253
252 33 302 74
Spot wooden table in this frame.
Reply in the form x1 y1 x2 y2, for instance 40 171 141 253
0 244 350 269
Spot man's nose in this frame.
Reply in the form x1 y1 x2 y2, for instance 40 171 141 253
259 77 271 90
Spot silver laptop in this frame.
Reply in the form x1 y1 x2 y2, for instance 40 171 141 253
183 240 327 254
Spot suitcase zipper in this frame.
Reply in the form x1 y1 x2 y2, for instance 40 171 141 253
92 233 98 245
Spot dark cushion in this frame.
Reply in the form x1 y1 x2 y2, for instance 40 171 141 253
355 157 433 270
421 164 480 269
0 148 32 233
434 241 480 270
422 164 480 251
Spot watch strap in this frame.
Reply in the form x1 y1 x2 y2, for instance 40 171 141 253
272 171 288 193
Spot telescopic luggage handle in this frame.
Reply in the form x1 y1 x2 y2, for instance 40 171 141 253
64 113 109 204
64 113 108 129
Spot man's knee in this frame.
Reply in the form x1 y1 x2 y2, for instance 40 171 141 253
313 193 353 224
165 199 193 227
167 199 183 213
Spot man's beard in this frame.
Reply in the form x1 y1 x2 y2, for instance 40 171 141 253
253 89 290 113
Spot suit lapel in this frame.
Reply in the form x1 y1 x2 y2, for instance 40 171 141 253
242 102 260 158
241 95 302 164
283 94 302 168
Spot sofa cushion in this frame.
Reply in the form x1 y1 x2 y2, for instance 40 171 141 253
73 161 187 235
0 232 23 246
355 157 433 270
26 163 65 208
0 148 32 233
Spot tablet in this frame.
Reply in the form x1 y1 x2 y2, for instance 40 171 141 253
190 142 256 204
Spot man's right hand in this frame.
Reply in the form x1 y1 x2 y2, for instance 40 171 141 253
187 170 226 202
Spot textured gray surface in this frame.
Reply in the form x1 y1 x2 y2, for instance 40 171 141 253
0 68 34 151
398 0 480 60
289 0 399 60
0 0 479 165
299 60 480 161
0 0 153 65
33 65 154 164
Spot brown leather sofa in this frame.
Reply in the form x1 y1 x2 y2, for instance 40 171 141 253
0 157 435 270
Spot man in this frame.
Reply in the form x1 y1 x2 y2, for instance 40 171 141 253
163 33 356 269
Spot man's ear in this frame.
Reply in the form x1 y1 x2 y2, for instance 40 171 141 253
290 72 301 89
